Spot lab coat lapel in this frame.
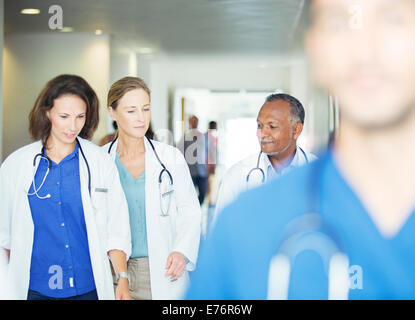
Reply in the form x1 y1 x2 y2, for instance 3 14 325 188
22 141 43 194
76 138 107 299
144 138 175 299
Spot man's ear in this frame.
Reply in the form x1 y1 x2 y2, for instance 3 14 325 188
293 122 304 140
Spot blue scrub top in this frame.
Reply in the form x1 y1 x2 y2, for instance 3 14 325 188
186 151 415 300
28 144 95 298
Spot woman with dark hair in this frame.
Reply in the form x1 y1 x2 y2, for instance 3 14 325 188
0 74 132 300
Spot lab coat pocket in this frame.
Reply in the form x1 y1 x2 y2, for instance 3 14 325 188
169 193 179 235
92 187 108 213
91 188 109 255
166 193 179 250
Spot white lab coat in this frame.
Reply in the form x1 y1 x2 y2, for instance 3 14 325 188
104 138 201 300
0 137 131 300
213 146 317 227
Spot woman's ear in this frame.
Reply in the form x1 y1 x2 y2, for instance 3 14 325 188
108 106 116 121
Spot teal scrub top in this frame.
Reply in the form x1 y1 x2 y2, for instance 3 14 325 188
115 154 148 258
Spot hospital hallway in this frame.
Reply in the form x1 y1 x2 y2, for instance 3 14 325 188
1 0 376 304
0 0 339 237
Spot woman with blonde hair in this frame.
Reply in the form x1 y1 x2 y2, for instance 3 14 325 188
104 76 201 300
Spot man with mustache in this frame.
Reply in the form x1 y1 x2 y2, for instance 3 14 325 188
212 93 317 226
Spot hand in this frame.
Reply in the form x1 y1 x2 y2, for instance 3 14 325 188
165 251 187 281
115 278 132 300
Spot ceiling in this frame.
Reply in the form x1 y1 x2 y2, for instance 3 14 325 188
4 0 307 55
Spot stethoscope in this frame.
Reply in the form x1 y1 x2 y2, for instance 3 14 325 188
108 136 174 216
246 146 309 184
266 154 350 300
28 138 91 199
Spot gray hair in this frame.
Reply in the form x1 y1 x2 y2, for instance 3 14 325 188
265 93 305 125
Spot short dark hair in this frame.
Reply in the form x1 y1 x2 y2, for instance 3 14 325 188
208 121 217 130
29 74 100 146
264 93 305 124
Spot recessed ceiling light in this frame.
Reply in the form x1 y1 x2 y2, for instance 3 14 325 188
95 29 103 35
20 8 40 15
60 27 74 33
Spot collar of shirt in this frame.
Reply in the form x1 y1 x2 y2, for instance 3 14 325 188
43 143 79 167
263 146 305 181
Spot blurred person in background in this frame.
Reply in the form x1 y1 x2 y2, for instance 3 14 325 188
186 0 415 299
178 115 210 205
206 121 218 208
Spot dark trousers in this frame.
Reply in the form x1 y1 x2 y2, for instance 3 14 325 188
27 289 98 300
192 176 209 205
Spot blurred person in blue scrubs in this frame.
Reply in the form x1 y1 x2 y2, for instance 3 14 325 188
186 0 415 299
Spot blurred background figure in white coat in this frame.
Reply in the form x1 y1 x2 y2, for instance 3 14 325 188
104 77 201 300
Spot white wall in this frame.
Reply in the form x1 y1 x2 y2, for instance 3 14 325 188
143 53 330 152
148 54 292 132
2 32 110 159
107 37 140 134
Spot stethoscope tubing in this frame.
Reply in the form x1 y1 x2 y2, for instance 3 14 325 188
108 136 173 185
30 138 91 198
108 135 174 217
246 147 309 184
